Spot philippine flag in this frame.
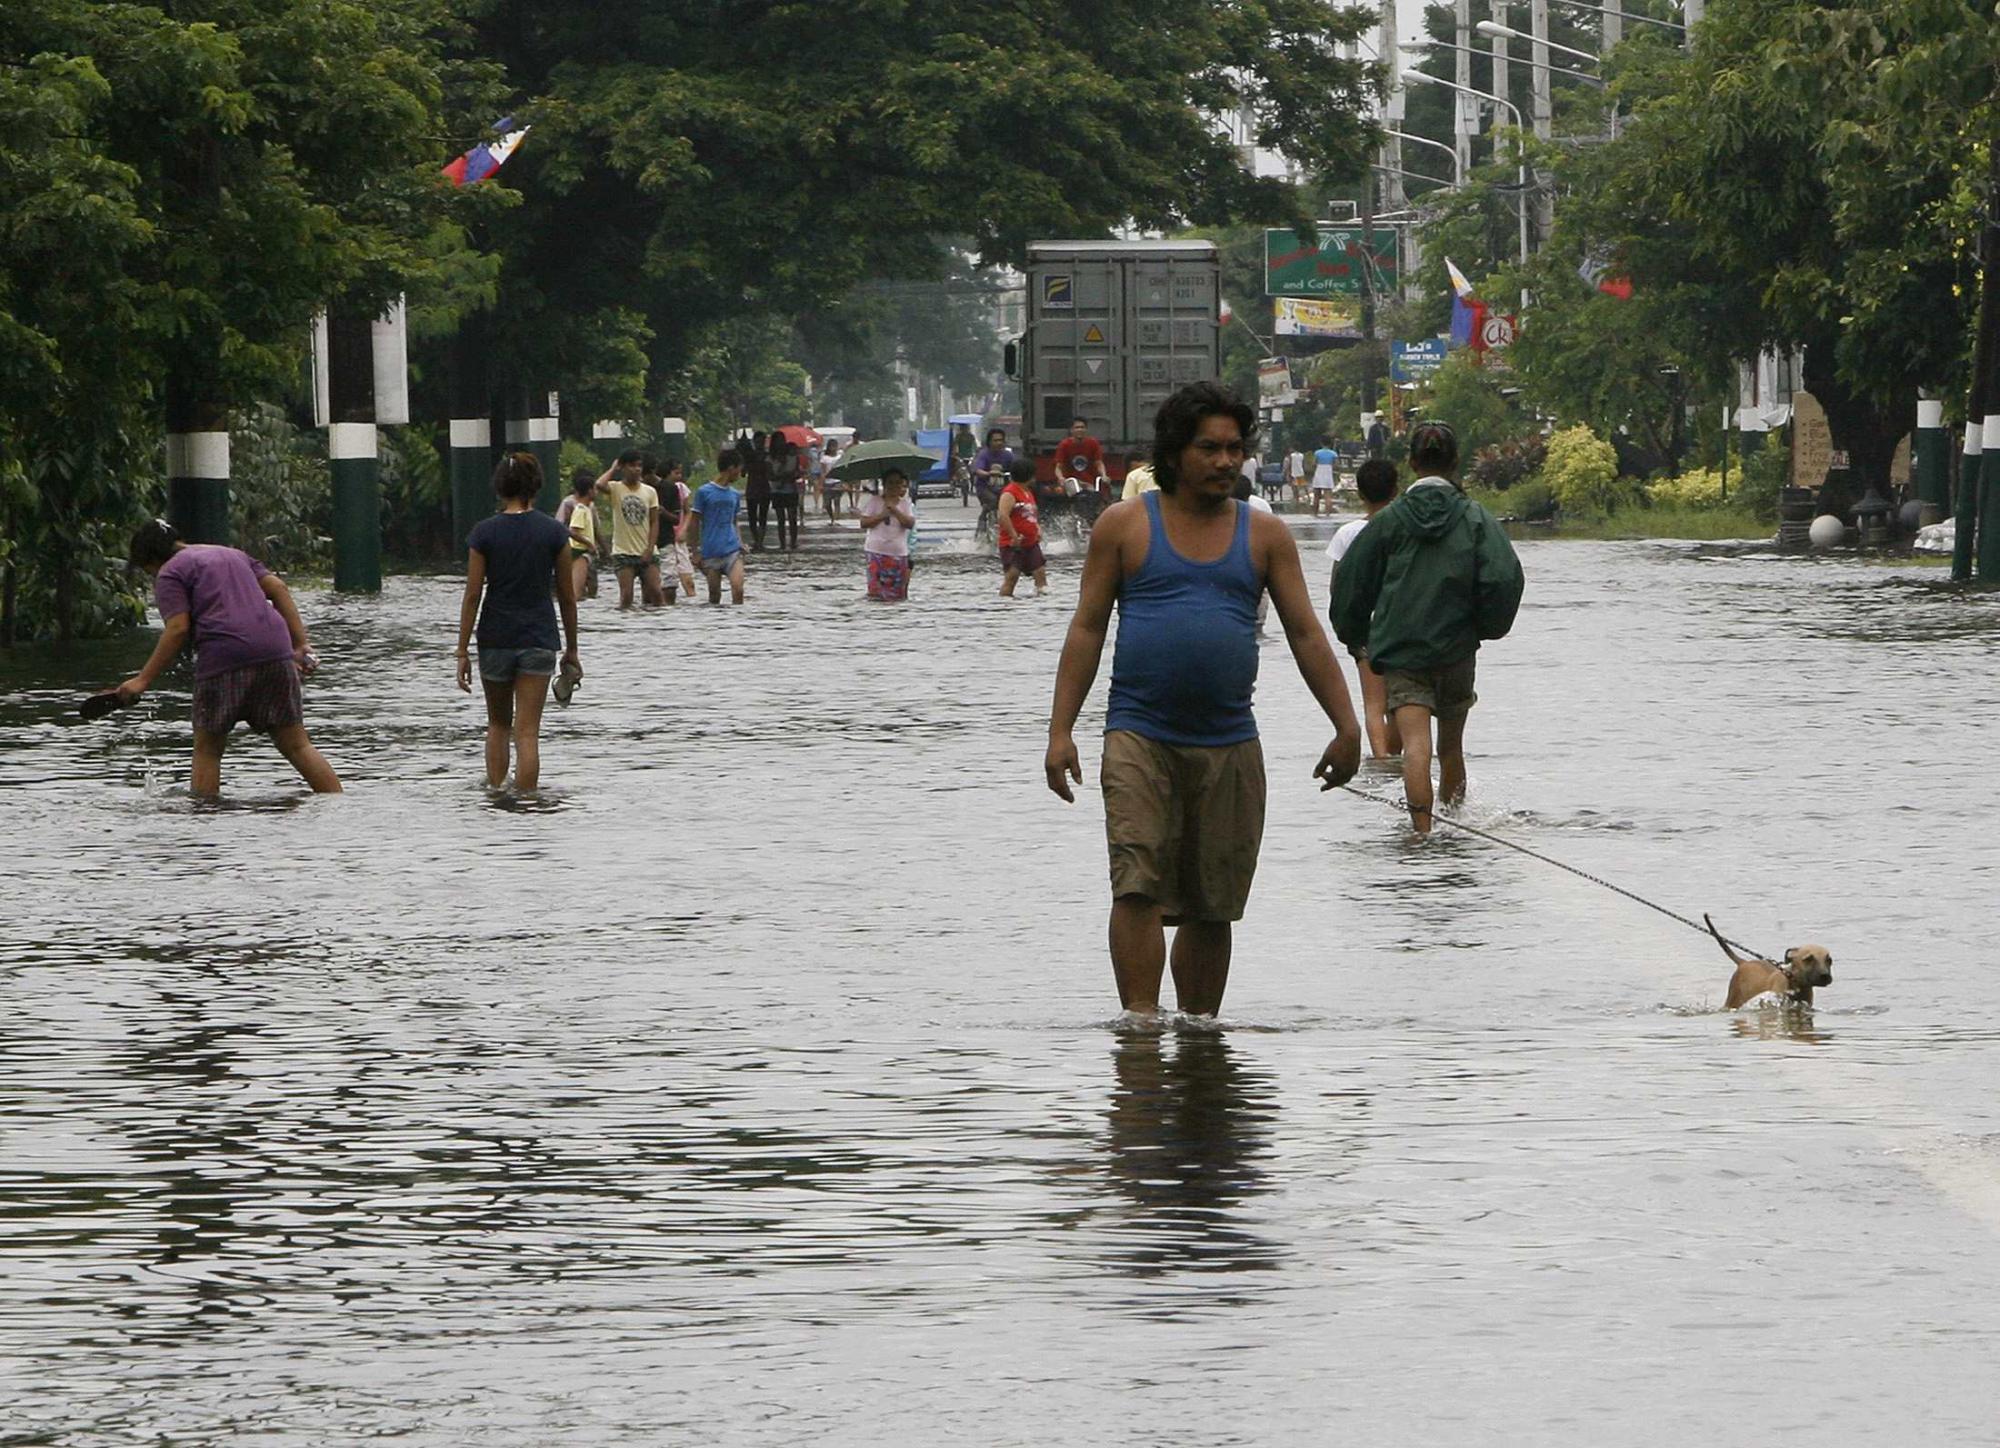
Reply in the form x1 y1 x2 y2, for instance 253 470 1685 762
442 118 529 186
1444 257 1475 300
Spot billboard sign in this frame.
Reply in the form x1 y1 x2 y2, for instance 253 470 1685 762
1265 227 1398 298
1273 296 1362 339
1257 357 1297 408
1391 338 1449 383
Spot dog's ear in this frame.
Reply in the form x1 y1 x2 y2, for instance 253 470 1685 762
1783 948 1799 965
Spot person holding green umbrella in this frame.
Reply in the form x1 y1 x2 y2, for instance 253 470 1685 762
857 468 916 602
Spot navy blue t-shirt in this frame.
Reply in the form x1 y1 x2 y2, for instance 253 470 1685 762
468 509 569 651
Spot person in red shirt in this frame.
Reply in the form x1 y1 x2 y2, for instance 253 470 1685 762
997 459 1048 597
1054 417 1108 498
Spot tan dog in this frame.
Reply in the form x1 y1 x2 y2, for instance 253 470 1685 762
1706 915 1833 1008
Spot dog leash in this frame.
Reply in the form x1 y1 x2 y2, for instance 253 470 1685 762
1340 784 1770 960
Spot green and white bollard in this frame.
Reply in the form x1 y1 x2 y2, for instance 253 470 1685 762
1979 415 2000 581
330 421 382 594
1953 422 1981 582
449 418 492 558
1914 400 1947 522
166 429 230 545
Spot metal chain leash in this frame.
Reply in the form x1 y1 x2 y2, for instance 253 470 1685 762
1339 784 1769 961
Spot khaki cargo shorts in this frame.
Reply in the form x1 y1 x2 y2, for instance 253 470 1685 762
1381 653 1478 720
1101 730 1266 925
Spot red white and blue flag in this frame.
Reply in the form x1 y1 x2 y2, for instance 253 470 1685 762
442 118 529 186
1445 257 1485 349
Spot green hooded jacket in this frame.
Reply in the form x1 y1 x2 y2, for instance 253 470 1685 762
1329 478 1524 672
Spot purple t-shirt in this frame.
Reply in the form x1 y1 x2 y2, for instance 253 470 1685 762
152 546 295 679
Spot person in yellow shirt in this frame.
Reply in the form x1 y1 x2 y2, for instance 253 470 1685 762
563 469 599 602
594 450 663 608
1119 449 1158 501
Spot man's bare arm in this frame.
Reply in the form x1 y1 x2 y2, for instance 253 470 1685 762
1045 503 1131 801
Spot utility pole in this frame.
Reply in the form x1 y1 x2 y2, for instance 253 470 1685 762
1454 0 1475 183
1530 0 1554 245
1380 0 1405 212
326 310 381 594
1361 171 1379 429
1491 2 1512 142
1604 0 1624 138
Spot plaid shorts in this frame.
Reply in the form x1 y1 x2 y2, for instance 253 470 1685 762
192 658 303 736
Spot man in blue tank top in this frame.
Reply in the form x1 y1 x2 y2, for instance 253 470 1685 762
1045 382 1364 1020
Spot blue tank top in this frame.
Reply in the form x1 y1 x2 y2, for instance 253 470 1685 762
1105 492 1262 746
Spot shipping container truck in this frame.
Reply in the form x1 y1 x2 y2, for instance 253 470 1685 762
1006 240 1222 484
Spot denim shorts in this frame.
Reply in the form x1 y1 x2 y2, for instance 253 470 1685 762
478 646 560 683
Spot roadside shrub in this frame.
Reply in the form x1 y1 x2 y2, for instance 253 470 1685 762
1539 425 1622 514
1647 466 1725 510
1465 435 1547 492
231 403 330 571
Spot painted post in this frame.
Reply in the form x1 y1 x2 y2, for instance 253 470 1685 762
1953 424 1981 581
1914 400 1947 522
658 417 689 470
1979 415 2000 580
447 317 492 559
326 312 381 593
165 387 230 545
505 388 561 512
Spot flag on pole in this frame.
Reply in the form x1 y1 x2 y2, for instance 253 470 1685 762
1444 257 1475 300
1578 247 1633 300
442 117 530 186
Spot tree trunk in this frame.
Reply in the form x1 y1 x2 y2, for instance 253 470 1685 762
1801 335 1905 515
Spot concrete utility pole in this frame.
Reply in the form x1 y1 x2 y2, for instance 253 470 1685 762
447 314 492 559
1603 0 1623 138
1455 0 1475 183
1530 0 1554 243
1380 0 1405 211
1491 2 1512 141
1682 0 1705 26
505 388 562 514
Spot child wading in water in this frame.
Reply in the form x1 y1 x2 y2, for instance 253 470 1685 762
1330 423 1523 833
1325 457 1404 759
857 468 916 601
456 452 581 791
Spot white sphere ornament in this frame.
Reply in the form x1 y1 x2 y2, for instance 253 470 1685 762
1808 514 1846 549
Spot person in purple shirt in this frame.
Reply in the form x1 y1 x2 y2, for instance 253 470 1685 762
971 427 1015 510
111 520 342 796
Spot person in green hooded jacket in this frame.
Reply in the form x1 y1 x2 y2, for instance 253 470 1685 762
1330 421 1523 834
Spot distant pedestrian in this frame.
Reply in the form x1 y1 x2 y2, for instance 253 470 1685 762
456 452 581 791
690 449 748 605
662 460 698 598
743 431 772 550
113 520 343 797
1366 417 1389 459
858 468 916 602
1310 442 1338 517
1286 446 1306 503
1120 449 1158 501
597 449 664 607
997 458 1047 597
820 439 847 520
770 436 804 550
562 468 599 602
1331 422 1523 834
1325 458 1403 760
1044 381 1362 1019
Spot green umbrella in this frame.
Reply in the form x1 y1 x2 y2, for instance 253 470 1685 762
828 439 940 482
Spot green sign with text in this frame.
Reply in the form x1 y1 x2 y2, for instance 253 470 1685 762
1265 228 1399 298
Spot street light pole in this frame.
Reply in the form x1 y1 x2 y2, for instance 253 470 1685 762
1402 69 1530 268
1388 130 1465 187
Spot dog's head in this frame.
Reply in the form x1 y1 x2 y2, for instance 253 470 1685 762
1783 945 1834 990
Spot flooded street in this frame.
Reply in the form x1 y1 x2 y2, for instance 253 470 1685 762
5 510 2000 1444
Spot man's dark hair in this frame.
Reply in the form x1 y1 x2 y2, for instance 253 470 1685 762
1408 421 1459 475
640 452 661 476
570 466 597 496
716 448 739 471
129 518 179 569
1071 417 1088 428
1006 459 1036 484
616 448 642 467
1151 381 1256 495
986 428 1006 447
1355 458 1399 504
492 451 543 503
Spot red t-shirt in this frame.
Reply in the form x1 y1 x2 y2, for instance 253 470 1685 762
1055 436 1103 481
1000 482 1041 547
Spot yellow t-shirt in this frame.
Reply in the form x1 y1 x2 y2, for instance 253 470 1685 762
605 481 659 557
1121 464 1158 501
568 498 597 552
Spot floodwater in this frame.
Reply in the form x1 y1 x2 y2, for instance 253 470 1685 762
3 504 1999 1445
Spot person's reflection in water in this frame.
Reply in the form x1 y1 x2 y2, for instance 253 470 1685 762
1097 1030 1281 1296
